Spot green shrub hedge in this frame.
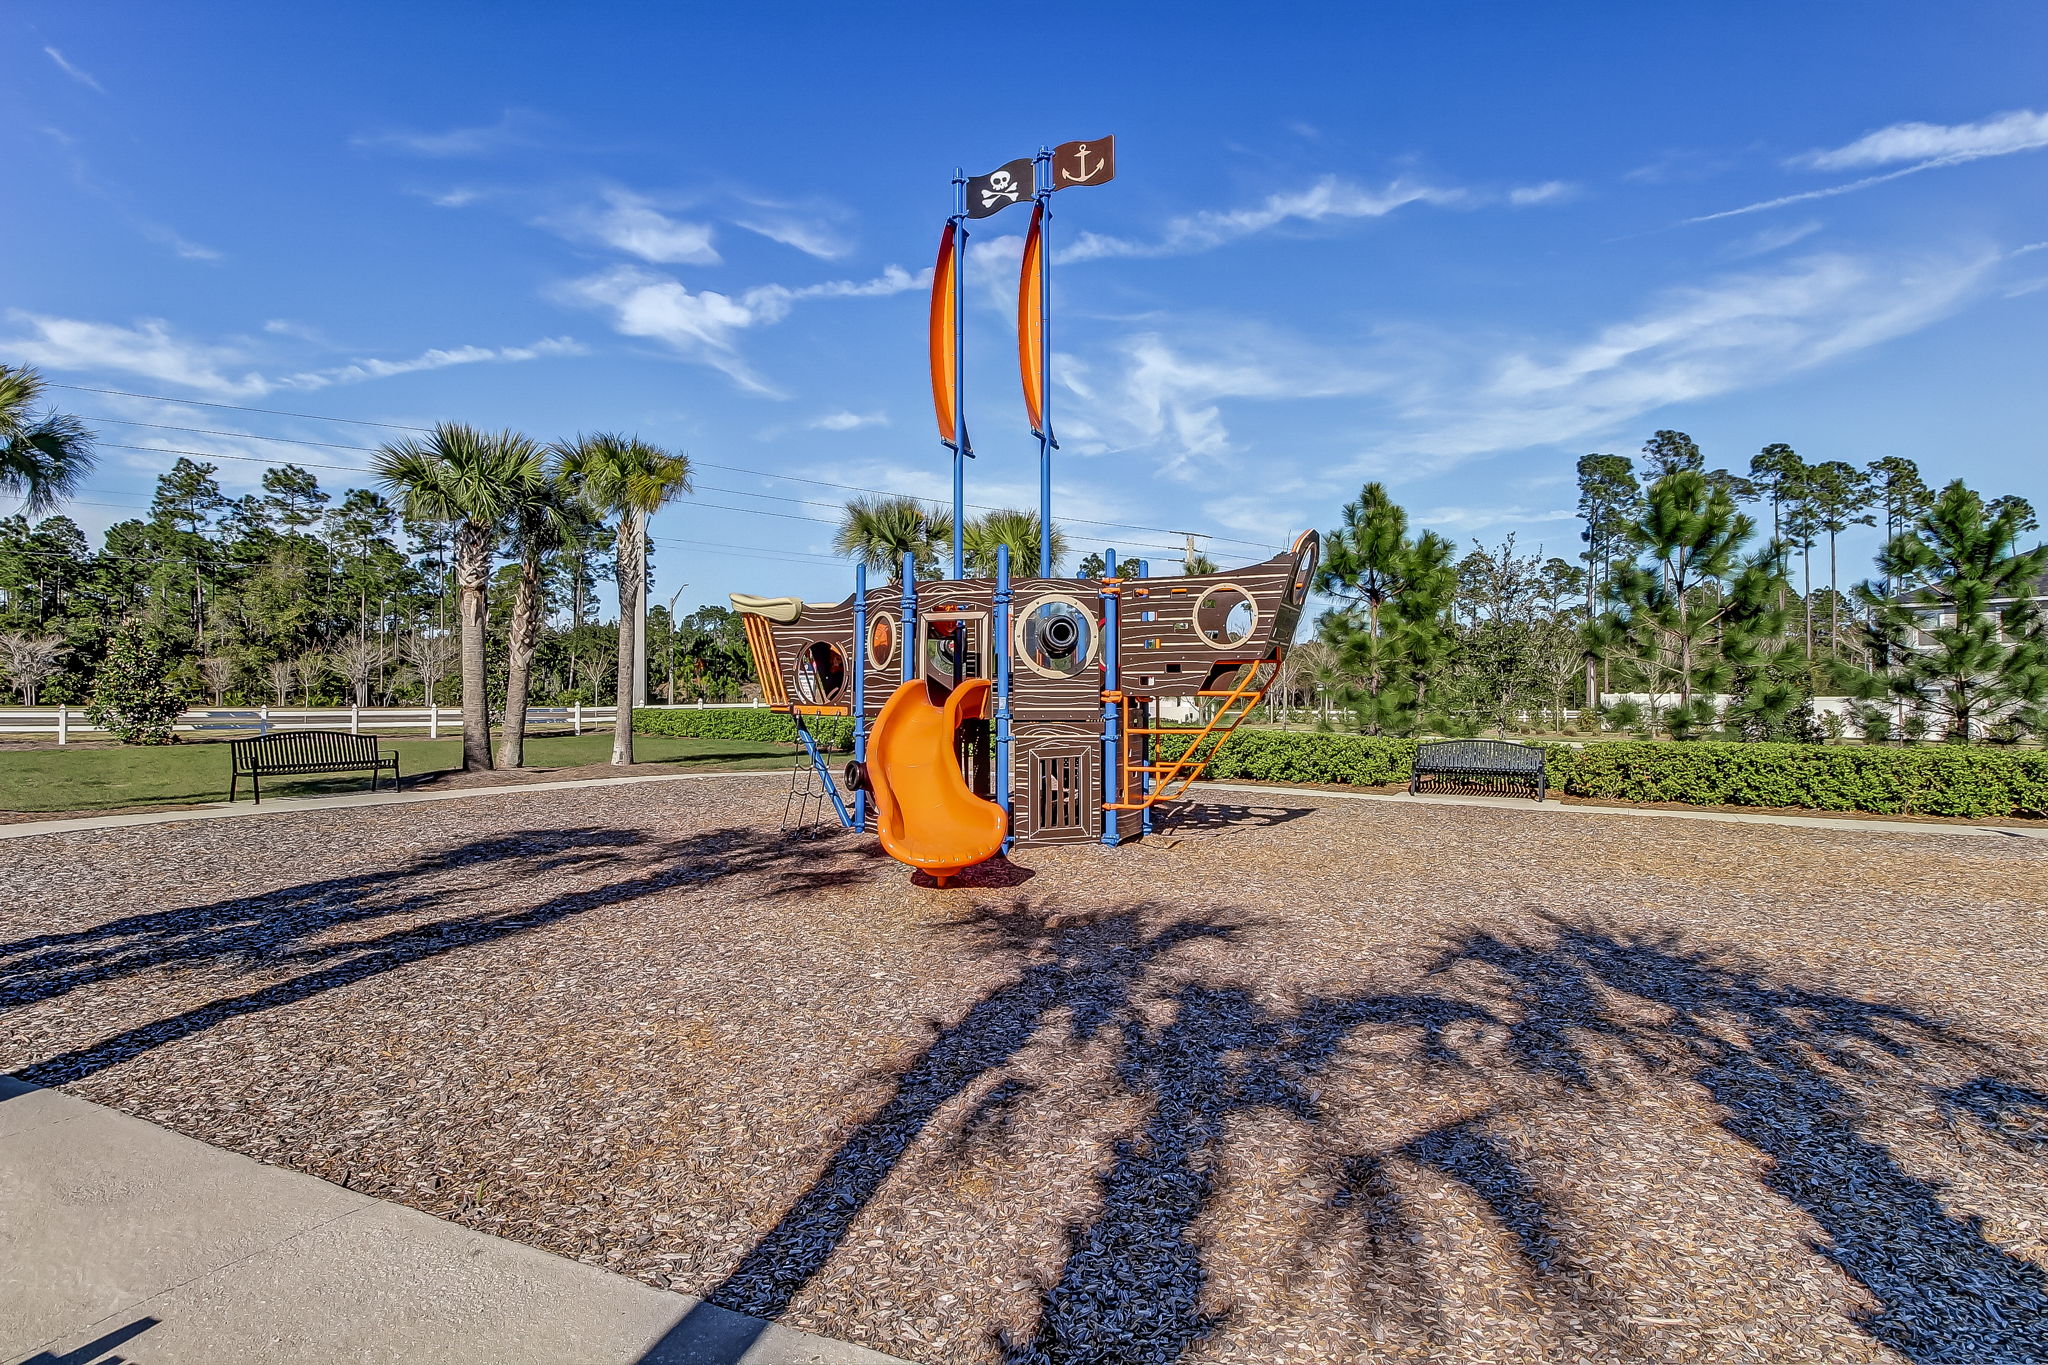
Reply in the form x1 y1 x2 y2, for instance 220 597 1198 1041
1561 741 2048 818
1159 729 2048 819
632 706 853 750
636 710 2046 817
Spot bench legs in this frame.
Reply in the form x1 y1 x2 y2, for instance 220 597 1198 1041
1411 770 1546 802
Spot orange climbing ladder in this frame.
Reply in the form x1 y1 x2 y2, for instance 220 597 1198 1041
1107 654 1281 811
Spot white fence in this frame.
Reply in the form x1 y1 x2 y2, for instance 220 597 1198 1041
0 701 765 745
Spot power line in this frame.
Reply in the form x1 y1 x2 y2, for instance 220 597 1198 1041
49 383 435 432
64 385 1287 552
101 442 372 474
85 417 392 453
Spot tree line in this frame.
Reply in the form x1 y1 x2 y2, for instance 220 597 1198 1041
7 359 2042 752
0 364 757 764
1307 431 2046 743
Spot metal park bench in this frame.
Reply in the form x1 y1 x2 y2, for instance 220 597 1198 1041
1410 739 1547 802
228 730 400 804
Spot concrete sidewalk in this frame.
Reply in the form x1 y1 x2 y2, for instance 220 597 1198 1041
1203 781 2045 840
1 1078 908 1365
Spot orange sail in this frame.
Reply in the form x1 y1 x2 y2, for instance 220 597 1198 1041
1017 202 1045 435
929 221 959 447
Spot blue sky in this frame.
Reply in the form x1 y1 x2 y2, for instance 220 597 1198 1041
4 2 2045 612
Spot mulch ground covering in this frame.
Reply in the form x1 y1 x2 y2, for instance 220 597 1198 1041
4 778 2046 1364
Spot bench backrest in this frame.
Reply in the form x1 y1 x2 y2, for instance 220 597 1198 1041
231 730 382 772
1414 739 1545 772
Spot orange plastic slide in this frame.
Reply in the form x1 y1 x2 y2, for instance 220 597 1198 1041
865 677 1007 884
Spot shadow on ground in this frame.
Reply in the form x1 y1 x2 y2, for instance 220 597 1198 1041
1 825 863 1086
642 905 2048 1365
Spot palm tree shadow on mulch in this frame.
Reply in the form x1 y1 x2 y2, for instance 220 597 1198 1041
1 825 867 1087
648 905 2048 1365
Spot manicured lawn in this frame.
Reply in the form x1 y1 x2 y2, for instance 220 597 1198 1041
0 732 799 813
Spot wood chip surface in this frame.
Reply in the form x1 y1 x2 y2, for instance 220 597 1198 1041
5 779 2047 1364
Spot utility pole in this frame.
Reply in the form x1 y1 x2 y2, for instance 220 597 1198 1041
1183 532 1204 574
663 583 690 703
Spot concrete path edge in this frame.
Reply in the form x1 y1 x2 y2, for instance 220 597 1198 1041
1 1076 910 1365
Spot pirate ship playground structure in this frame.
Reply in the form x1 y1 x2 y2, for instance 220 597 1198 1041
732 140 1320 880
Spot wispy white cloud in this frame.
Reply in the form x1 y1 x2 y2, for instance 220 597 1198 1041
733 208 852 260
1059 176 1469 262
426 187 484 209
548 187 720 265
1799 109 2048 170
0 311 582 397
138 223 223 262
37 126 221 262
1388 249 1992 465
353 110 538 158
1690 109 2048 225
1058 173 1568 263
807 410 887 431
274 338 585 391
1683 162 1947 224
556 262 924 394
1726 219 1824 258
43 47 105 94
3 314 257 394
1060 248 1992 505
1062 330 1388 477
1508 180 1576 206
1416 504 1577 533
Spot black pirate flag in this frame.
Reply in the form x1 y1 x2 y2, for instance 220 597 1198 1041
1052 136 1115 190
965 158 1035 218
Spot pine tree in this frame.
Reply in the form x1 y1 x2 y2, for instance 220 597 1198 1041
1843 481 2048 741
1317 483 1456 735
1803 460 1874 656
86 618 187 744
1600 470 1790 738
1575 453 1640 704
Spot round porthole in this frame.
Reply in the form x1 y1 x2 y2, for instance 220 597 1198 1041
1193 583 1258 650
1287 531 1320 607
867 612 897 673
793 640 847 704
1014 594 1097 679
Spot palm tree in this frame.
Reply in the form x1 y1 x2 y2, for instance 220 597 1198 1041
964 509 1066 578
555 433 693 766
376 424 543 771
833 495 947 580
1 365 97 515
497 469 585 769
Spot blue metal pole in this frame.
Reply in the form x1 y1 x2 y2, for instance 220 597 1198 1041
852 563 868 833
1101 548 1121 846
1135 556 1151 839
1035 147 1055 576
994 543 1013 844
951 169 968 581
900 551 917 684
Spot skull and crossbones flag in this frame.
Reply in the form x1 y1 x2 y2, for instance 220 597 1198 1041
965 158 1035 218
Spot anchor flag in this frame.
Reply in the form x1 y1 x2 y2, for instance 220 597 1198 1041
965 157 1035 218
1052 136 1115 189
